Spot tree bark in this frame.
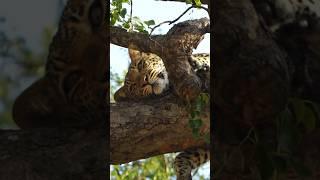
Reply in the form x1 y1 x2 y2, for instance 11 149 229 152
110 94 210 164
213 0 320 179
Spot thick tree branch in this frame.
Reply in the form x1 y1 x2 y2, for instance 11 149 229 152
213 0 320 179
214 0 289 127
110 26 164 53
110 94 210 164
0 94 209 176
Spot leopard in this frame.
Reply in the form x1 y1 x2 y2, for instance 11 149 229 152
114 48 209 101
252 0 320 32
114 48 210 180
12 0 107 128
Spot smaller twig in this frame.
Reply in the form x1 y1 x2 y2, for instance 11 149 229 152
128 0 133 32
149 20 172 36
149 5 208 36
168 5 194 25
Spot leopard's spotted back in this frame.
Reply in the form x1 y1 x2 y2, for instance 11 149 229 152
12 0 106 128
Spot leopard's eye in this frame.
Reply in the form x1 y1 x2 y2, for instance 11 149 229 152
137 61 144 71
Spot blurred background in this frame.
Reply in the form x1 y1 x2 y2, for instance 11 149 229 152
0 0 67 129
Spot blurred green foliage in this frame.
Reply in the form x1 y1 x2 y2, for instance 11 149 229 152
110 154 175 180
0 17 55 128
110 0 155 33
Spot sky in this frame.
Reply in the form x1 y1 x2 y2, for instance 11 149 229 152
0 0 65 53
0 0 65 128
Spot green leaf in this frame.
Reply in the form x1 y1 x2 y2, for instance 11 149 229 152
290 98 317 132
192 128 200 138
111 16 117 25
120 8 127 18
144 20 155 26
200 93 209 105
189 118 203 129
190 110 196 119
185 0 192 4
204 133 210 144
122 21 130 29
194 0 202 6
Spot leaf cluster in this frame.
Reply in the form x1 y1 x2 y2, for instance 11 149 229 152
110 0 155 33
188 93 210 143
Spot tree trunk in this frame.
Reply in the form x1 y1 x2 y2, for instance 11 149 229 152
213 0 320 179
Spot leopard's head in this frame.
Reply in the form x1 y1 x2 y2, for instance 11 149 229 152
114 49 169 101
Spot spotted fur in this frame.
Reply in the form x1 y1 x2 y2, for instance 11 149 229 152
114 49 210 101
174 148 210 180
114 49 169 101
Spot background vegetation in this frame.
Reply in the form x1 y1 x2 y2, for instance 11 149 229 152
0 17 55 129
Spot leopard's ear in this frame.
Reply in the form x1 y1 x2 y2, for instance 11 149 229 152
114 86 127 101
128 44 142 63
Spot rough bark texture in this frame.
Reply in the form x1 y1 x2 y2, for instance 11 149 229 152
110 94 210 164
214 0 289 128
213 0 320 179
